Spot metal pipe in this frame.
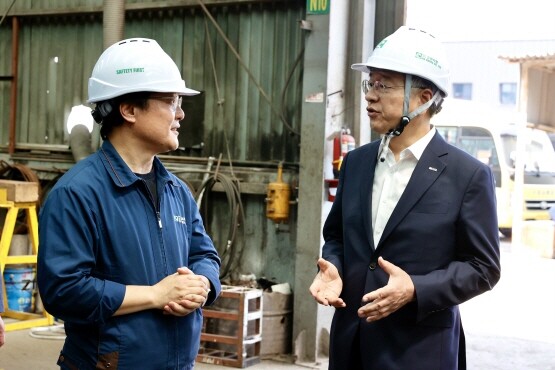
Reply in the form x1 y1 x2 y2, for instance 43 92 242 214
103 0 125 50
69 125 93 162
9 16 19 154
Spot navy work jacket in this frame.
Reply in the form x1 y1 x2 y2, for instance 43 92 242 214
37 140 221 370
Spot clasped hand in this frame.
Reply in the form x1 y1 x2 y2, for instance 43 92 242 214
155 267 211 317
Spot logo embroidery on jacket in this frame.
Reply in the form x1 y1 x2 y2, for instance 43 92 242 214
173 215 186 224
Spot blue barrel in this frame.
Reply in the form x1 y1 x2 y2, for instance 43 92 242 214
3 267 35 312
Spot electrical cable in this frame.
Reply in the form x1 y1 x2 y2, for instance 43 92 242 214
280 45 305 135
0 0 17 27
0 160 41 189
199 0 300 136
195 162 245 280
203 17 236 181
200 18 246 279
0 160 42 233
28 322 66 340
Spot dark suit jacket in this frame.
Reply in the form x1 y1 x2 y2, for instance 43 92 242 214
323 132 501 370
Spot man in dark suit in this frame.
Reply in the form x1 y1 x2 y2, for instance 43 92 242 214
309 27 501 370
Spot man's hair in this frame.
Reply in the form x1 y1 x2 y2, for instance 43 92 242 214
411 75 445 116
97 92 151 139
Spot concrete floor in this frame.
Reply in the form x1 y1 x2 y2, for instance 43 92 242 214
1 237 554 370
0 327 327 370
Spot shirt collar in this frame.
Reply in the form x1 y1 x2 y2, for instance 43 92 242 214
403 126 436 161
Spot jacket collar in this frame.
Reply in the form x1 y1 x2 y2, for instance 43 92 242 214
361 142 380 250
99 140 174 188
375 131 448 249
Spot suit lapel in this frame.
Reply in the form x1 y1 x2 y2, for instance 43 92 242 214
361 142 380 251
377 132 448 249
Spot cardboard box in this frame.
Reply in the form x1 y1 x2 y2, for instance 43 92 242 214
0 179 39 203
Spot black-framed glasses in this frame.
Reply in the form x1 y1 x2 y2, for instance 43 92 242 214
150 95 183 113
361 80 404 94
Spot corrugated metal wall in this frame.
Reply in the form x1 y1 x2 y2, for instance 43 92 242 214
1 0 303 286
1 13 15 146
1 1 304 163
15 14 99 146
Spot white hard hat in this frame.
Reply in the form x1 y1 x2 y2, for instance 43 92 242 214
351 26 450 97
88 38 199 103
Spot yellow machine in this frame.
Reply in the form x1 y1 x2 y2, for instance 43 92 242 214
265 163 291 223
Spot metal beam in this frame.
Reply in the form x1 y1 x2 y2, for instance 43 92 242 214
374 0 406 46
9 16 19 155
292 10 329 364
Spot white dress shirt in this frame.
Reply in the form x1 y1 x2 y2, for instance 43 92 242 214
372 127 436 247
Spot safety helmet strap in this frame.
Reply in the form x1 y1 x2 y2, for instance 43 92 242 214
393 75 442 137
377 81 442 161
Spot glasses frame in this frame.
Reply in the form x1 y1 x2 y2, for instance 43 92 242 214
361 80 405 95
149 95 183 113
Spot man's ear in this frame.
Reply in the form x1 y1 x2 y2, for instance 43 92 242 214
420 88 434 105
120 102 137 123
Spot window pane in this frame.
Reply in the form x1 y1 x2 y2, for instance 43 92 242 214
499 83 517 105
452 83 472 100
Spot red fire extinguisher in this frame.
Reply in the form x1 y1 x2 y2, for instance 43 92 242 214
332 128 355 178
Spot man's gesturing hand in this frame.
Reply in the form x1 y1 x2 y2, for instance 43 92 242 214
309 258 346 308
357 257 415 322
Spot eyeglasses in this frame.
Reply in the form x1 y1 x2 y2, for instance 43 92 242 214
150 95 183 113
361 80 404 95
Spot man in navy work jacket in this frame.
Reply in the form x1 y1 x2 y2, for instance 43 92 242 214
309 27 501 370
37 38 221 370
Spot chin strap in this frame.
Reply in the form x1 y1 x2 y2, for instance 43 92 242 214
378 134 393 163
377 75 442 162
